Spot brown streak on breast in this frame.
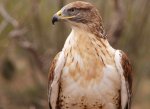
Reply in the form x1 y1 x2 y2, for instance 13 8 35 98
69 61 80 82
100 56 105 66
101 50 106 56
106 49 112 58
99 39 106 48
62 29 112 87
71 57 74 63
94 47 99 57
97 44 102 48
69 47 72 57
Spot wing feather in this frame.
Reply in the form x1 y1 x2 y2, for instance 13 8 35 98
48 51 65 109
115 50 133 109
120 51 132 109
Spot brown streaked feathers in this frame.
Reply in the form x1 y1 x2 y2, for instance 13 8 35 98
48 53 61 84
48 53 60 109
67 1 105 38
49 1 133 109
120 51 133 109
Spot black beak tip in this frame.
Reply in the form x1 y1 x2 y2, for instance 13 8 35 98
52 15 58 25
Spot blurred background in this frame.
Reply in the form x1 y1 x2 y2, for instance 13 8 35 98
0 0 149 109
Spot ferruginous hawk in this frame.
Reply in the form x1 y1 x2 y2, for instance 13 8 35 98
48 1 132 109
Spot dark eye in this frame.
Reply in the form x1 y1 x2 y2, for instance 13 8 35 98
68 8 76 12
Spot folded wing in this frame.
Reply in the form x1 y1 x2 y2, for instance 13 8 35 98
48 51 65 109
115 50 133 109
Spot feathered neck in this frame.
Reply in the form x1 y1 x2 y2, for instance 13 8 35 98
62 28 115 65
63 28 109 50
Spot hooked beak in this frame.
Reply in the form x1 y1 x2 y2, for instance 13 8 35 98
52 15 58 25
52 10 75 25
52 10 62 25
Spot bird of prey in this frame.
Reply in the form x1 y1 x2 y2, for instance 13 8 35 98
48 1 132 109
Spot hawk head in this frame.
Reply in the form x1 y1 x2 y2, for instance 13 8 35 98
52 1 104 35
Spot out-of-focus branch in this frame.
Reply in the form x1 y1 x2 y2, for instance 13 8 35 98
0 4 19 28
107 0 125 46
18 41 43 72
0 3 43 69
9 28 27 38
0 3 46 85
